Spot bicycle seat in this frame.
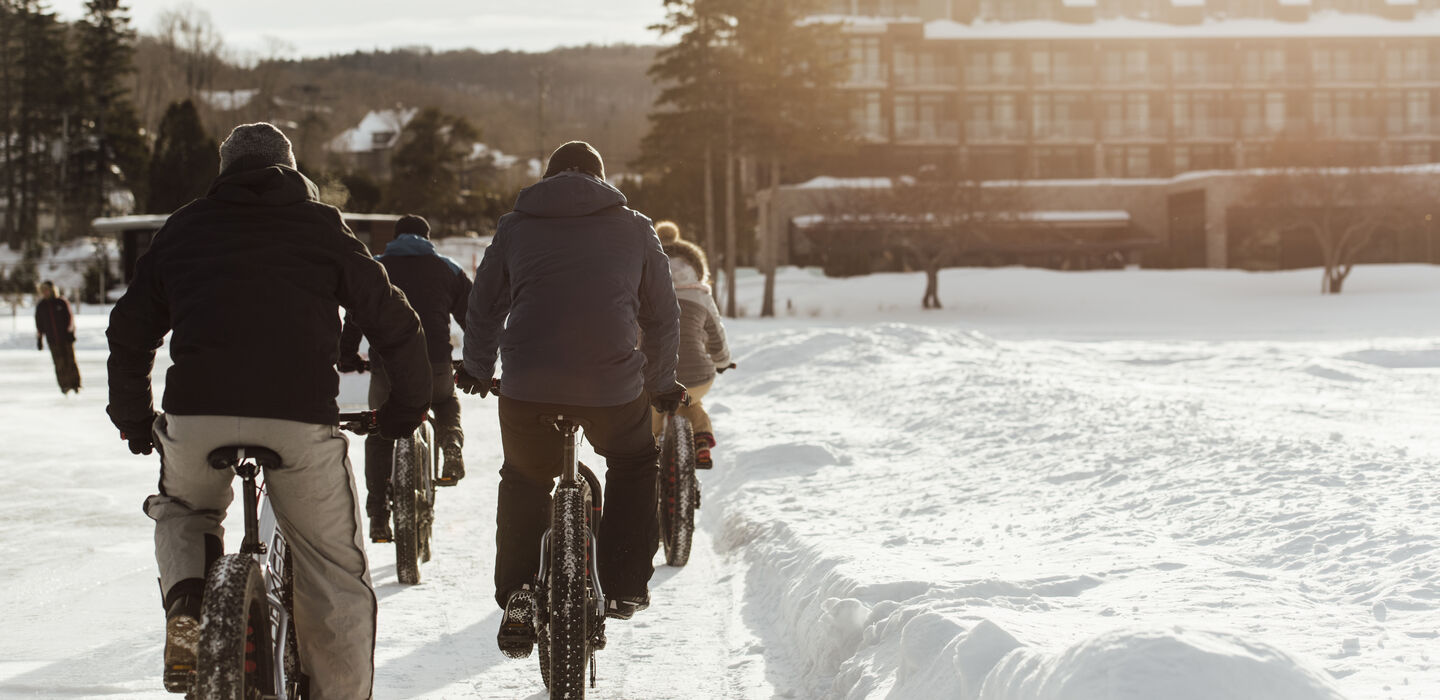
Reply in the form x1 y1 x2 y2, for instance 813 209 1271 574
207 446 284 472
538 414 593 432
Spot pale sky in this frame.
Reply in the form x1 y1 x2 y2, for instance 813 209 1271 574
51 0 671 58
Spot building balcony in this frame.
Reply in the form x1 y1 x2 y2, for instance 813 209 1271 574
965 68 1026 87
1100 66 1166 86
1034 67 1097 88
1241 117 1308 139
1173 120 1236 140
1313 69 1381 85
1315 117 1380 139
1387 66 1440 84
1172 67 1234 86
966 121 1027 142
1239 65 1307 85
1101 119 1167 140
895 120 960 142
847 64 889 86
1386 118 1437 138
894 65 959 88
1033 119 1095 141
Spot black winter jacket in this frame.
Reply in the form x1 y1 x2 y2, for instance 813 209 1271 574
36 296 75 345
463 172 680 406
340 234 470 365
106 161 431 428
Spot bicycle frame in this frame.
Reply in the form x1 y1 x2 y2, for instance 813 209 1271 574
536 417 607 611
247 471 300 700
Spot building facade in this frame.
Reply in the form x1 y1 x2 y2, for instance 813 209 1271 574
825 0 1440 180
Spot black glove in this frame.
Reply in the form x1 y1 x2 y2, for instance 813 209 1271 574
649 382 688 414
337 353 367 374
455 366 491 397
115 413 159 455
36 335 43 351
716 362 736 375
377 401 425 440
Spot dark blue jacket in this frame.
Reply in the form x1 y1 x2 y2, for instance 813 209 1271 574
463 172 680 407
341 234 471 364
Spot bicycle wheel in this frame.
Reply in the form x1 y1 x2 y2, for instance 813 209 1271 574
659 414 697 567
539 482 592 698
278 545 308 699
196 554 274 700
392 435 422 584
419 425 436 564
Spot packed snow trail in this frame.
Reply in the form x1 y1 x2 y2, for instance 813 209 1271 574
6 266 1440 699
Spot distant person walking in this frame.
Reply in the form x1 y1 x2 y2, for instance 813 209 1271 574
36 280 81 394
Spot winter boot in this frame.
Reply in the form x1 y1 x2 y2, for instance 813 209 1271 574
694 432 716 470
369 516 393 543
438 442 465 486
162 587 203 693
497 585 537 658
605 592 650 620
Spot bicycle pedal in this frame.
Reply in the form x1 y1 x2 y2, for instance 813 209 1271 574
497 622 535 659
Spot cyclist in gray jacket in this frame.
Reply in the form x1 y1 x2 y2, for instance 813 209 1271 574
651 221 731 468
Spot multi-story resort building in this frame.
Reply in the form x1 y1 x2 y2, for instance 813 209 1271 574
774 1 1440 270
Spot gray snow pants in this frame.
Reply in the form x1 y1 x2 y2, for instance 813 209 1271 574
142 414 375 700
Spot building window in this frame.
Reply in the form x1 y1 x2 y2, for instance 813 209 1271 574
1174 47 1231 85
1386 46 1430 83
849 38 885 84
1104 145 1156 178
1100 92 1160 139
1217 0 1271 18
979 0 1053 21
851 92 886 140
1314 90 1377 138
1034 47 1095 86
1102 48 1157 84
1099 0 1166 20
895 46 956 86
1174 145 1234 174
966 93 1025 141
896 94 957 141
1386 90 1433 137
966 49 1023 85
1314 46 1378 83
1033 93 1092 140
1034 147 1093 179
1174 92 1230 139
1241 48 1299 84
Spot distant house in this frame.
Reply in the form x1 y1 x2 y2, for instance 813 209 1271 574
327 108 419 181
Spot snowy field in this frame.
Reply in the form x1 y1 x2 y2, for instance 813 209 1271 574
2 264 1439 699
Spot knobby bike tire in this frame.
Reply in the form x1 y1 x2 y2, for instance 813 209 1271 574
659 414 698 567
392 435 422 584
420 426 436 564
196 555 273 700
541 483 592 698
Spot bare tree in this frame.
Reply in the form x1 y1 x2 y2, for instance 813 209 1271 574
815 178 1022 309
155 3 223 96
1248 165 1430 294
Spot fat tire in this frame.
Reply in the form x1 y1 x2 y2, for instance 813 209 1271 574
542 483 591 698
392 436 422 584
659 414 697 567
196 555 273 700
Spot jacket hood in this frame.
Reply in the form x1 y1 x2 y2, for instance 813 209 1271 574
380 233 466 274
513 171 626 218
207 163 319 207
383 233 438 257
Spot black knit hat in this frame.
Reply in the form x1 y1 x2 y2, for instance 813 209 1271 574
395 214 430 238
543 141 605 180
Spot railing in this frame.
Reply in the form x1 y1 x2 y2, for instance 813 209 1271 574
1173 66 1234 85
894 121 960 142
894 65 959 87
1033 66 1097 87
1385 118 1435 137
965 67 1026 86
847 64 888 85
1239 64 1307 84
1315 116 1379 138
1100 65 1166 85
1101 119 1166 139
1314 66 1380 84
965 121 1027 141
1241 117 1307 138
1033 119 1095 141
1173 119 1236 140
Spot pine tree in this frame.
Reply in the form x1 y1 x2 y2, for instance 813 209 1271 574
73 0 141 224
10 0 72 249
386 107 480 225
146 99 217 214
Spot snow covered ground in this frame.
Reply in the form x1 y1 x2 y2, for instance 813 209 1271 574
2 264 1439 699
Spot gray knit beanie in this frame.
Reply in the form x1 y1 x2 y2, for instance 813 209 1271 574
219 122 297 172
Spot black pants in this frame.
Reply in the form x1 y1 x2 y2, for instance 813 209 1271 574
47 339 80 393
494 393 658 607
364 361 462 518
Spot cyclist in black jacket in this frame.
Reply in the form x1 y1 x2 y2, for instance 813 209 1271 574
339 214 472 542
107 122 430 700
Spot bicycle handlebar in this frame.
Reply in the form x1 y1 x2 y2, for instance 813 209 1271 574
338 411 377 435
